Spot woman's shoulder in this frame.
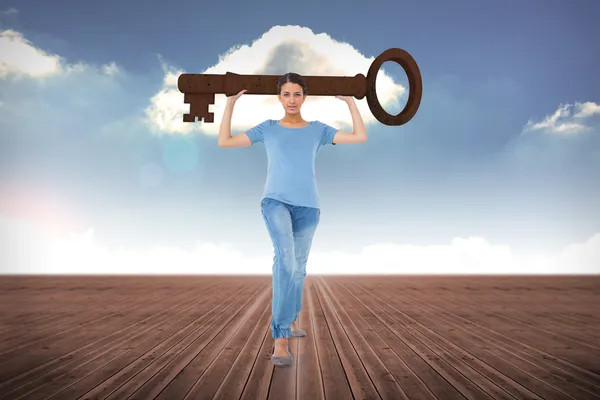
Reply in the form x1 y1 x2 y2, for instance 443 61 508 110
257 119 278 125
250 119 278 131
307 120 328 129
262 119 280 128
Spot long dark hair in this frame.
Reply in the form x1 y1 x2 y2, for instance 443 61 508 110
277 72 308 95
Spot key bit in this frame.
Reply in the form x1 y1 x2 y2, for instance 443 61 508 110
178 47 422 126
183 93 215 123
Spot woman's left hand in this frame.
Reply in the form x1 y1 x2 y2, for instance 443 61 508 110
335 95 353 102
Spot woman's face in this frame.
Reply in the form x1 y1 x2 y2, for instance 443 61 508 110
278 82 306 114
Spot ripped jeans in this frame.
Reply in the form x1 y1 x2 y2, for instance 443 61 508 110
260 197 320 339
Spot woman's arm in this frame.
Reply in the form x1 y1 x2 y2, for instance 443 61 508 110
218 90 252 148
331 96 368 144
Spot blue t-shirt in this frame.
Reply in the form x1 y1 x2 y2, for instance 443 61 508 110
245 119 338 209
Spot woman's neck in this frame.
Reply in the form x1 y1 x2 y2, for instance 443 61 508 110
281 112 304 123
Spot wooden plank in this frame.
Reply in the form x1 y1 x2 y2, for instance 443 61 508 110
0 288 170 355
447 294 600 359
269 314 297 399
295 278 325 400
211 293 273 400
350 279 542 400
0 283 213 385
1 281 237 400
64 282 255 400
317 276 404 399
110 283 267 400
377 281 594 400
240 314 275 399
22 282 258 400
307 277 354 399
0 275 213 344
340 284 513 400
394 282 600 398
327 278 460 400
318 279 436 399
46 280 254 400
1 274 598 400
163 283 271 399
451 287 600 339
383 281 600 390
344 279 529 400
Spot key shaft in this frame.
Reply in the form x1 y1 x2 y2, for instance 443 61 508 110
178 72 367 98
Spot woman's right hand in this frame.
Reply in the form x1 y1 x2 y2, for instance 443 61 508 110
227 89 247 103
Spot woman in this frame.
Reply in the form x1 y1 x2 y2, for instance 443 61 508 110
218 72 367 366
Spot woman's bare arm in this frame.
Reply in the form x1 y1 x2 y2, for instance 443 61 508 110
218 90 251 148
331 96 367 144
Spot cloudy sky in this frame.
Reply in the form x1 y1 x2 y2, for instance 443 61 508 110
1 0 599 275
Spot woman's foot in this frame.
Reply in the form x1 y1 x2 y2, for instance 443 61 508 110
291 320 307 337
272 338 290 357
271 337 293 366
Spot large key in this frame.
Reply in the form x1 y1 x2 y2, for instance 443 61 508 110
177 48 422 126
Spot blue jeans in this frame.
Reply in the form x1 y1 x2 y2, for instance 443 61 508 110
260 197 320 339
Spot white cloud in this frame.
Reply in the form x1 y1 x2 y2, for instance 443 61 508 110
573 101 600 119
558 234 600 272
0 29 62 78
145 25 406 136
144 62 194 134
101 61 120 76
0 29 122 79
2 216 598 275
523 101 600 135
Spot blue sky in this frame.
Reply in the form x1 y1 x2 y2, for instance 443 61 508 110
1 0 599 274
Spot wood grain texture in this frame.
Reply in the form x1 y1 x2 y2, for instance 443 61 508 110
0 274 598 400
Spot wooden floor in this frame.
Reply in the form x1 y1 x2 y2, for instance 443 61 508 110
0 275 599 400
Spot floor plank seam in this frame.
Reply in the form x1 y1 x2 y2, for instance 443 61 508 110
339 280 451 400
314 278 359 400
350 281 527 400
181 283 271 400
377 283 597 400
307 280 327 399
319 277 393 400
384 284 600 384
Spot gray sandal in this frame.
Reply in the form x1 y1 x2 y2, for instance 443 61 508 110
271 344 293 366
271 353 293 366
291 328 307 337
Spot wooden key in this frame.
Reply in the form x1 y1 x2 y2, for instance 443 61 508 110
177 48 422 126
